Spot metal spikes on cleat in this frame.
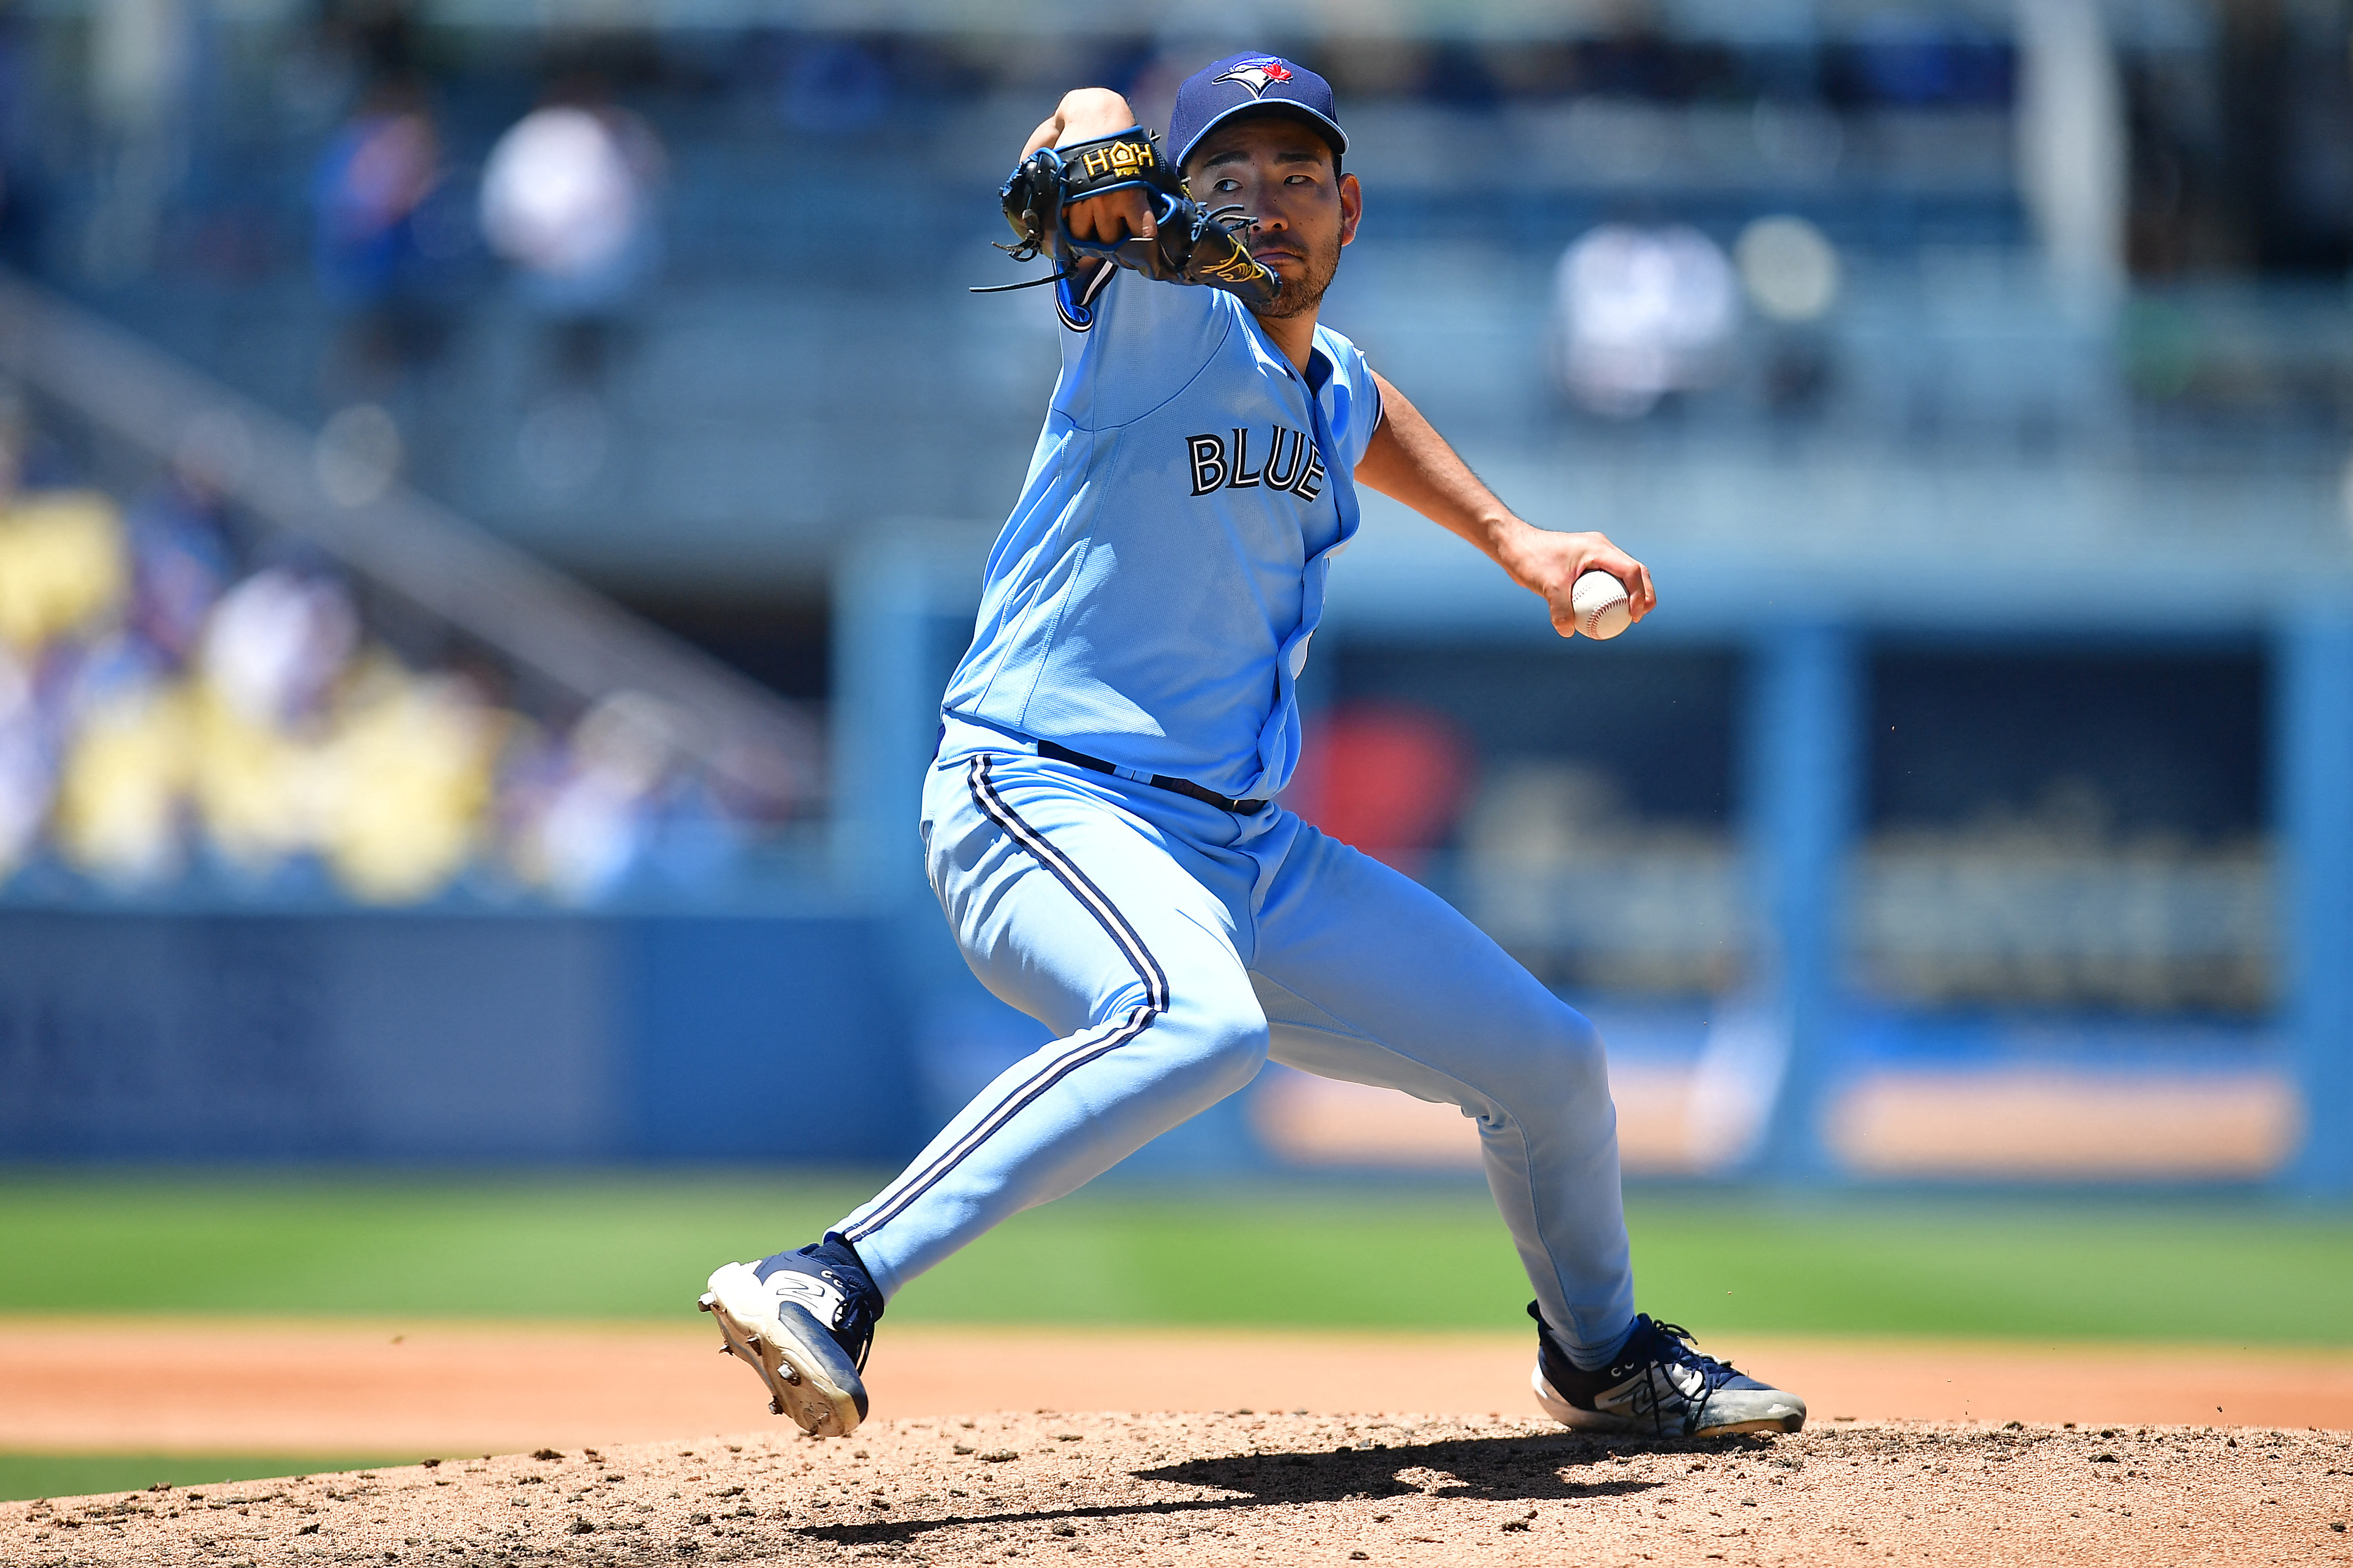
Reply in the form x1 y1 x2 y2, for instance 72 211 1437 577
698 1258 874 1439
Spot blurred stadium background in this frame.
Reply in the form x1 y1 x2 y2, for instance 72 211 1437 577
2 0 2352 1497
2 0 2348 1189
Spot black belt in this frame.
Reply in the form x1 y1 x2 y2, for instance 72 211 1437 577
1036 739 1270 814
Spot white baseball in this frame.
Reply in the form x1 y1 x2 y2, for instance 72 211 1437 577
1570 569 1633 640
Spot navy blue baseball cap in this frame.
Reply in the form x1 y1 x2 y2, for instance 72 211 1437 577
1167 53 1348 171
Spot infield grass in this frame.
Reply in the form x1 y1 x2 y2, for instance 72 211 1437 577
0 1452 413 1505
2 1171 2346 1347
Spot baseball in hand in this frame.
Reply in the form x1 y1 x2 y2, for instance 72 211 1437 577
1570 569 1633 640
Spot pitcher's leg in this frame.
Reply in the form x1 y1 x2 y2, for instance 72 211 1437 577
1249 822 1634 1366
838 753 1268 1300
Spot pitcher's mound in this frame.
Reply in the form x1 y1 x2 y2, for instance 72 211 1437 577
7 1413 2346 1566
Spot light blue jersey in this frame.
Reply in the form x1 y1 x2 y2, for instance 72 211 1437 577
726 49 1764 1441
939 266 1382 802
834 263 1638 1384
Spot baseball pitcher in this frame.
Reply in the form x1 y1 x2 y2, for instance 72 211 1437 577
701 53 1805 1444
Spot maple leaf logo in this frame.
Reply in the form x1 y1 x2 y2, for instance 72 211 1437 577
1214 59 1295 97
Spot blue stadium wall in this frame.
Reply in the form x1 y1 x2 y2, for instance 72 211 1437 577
0 910 920 1164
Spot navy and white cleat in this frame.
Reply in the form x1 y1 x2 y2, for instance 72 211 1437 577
1530 1306 1806 1438
700 1238 883 1440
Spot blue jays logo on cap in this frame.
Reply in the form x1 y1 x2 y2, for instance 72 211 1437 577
1169 51 1349 171
1214 58 1295 97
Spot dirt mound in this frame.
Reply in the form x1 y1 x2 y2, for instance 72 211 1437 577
7 1414 2347 1566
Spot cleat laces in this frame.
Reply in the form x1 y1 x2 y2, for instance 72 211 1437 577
827 1276 881 1374
1650 1320 1745 1387
1631 1318 1750 1435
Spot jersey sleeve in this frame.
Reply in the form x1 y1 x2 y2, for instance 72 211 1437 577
1346 345 1383 467
1312 330 1384 469
1049 264 1236 432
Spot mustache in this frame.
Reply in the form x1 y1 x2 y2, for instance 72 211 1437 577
1214 213 1305 261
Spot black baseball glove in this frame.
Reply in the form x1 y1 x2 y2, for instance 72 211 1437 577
986 127 1281 309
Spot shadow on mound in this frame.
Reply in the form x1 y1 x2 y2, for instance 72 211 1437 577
796 1430 1781 1547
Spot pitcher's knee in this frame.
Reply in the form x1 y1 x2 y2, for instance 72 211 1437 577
1532 1005 1610 1093
1157 993 1269 1096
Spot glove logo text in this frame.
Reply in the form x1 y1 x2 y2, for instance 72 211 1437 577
1072 140 1159 183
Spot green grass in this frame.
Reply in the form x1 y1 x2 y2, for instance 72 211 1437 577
1 1171 2347 1346
9 1175 2341 1502
0 1452 411 1504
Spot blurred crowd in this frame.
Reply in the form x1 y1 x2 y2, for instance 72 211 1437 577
1551 213 1842 418
300 47 1863 425
313 73 666 382
0 7 2339 504
2 10 2341 286
304 71 668 507
0 400 760 907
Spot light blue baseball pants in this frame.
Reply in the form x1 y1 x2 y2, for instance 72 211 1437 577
834 722 1637 1366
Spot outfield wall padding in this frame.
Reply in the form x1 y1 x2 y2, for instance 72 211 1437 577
0 911 920 1164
